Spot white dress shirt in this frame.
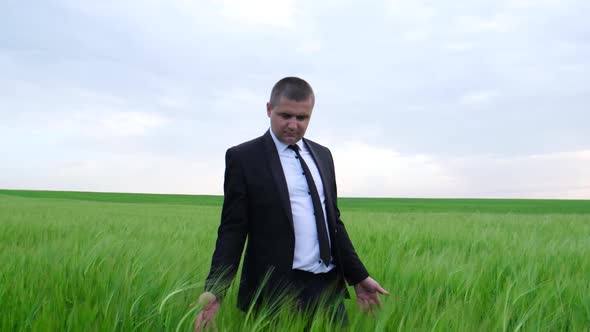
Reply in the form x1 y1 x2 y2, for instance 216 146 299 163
269 129 335 273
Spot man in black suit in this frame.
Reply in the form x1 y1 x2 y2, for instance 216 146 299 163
195 77 387 330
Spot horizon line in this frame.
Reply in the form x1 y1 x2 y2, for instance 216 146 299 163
1 188 588 201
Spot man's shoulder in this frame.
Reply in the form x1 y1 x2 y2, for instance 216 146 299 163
303 137 332 155
227 132 268 155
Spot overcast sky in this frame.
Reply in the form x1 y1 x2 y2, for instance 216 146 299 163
1 0 589 198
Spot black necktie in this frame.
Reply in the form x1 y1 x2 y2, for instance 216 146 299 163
288 144 331 266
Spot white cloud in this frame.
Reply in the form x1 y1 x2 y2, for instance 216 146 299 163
45 109 171 138
296 40 322 54
330 142 590 199
457 14 515 33
214 88 265 109
508 0 561 8
2 0 588 199
446 150 590 198
0 77 171 137
332 142 460 198
385 1 435 22
384 1 436 44
6 154 225 195
442 41 478 52
95 111 170 136
213 0 299 28
458 90 500 106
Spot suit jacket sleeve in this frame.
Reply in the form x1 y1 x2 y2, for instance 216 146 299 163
204 147 249 299
328 150 370 285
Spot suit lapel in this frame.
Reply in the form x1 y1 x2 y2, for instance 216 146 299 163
304 139 336 226
262 131 294 233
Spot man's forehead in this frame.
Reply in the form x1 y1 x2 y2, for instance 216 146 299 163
279 95 313 103
278 95 314 105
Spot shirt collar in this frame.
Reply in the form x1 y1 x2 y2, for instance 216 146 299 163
269 128 304 153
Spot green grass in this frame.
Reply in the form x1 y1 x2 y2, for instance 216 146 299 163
1 189 589 331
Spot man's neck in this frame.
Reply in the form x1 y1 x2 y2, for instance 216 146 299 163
269 128 303 151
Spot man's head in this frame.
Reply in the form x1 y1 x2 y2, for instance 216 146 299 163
267 77 315 145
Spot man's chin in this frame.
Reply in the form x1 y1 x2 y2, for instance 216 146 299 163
280 136 299 144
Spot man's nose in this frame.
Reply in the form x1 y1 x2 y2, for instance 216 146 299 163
287 119 297 129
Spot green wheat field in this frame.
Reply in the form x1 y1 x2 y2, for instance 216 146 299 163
1 189 589 331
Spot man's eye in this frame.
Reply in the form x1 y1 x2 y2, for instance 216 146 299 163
296 116 307 121
281 114 291 119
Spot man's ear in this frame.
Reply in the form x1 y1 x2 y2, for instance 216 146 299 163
266 102 272 117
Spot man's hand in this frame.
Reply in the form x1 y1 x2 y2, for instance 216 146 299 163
353 277 389 316
194 292 220 332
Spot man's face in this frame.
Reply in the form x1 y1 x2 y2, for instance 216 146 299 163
267 96 314 145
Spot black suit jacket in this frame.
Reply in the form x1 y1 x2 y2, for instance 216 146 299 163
205 130 369 311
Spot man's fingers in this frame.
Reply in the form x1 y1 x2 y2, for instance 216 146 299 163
375 284 389 295
194 312 204 332
374 293 382 309
195 310 215 332
195 292 220 332
368 301 375 316
358 297 370 311
196 313 211 332
357 289 389 316
359 298 367 313
363 298 371 314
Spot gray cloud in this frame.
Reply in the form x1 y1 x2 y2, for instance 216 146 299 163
1 0 588 198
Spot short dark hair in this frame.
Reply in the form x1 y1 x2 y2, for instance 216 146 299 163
269 77 315 108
